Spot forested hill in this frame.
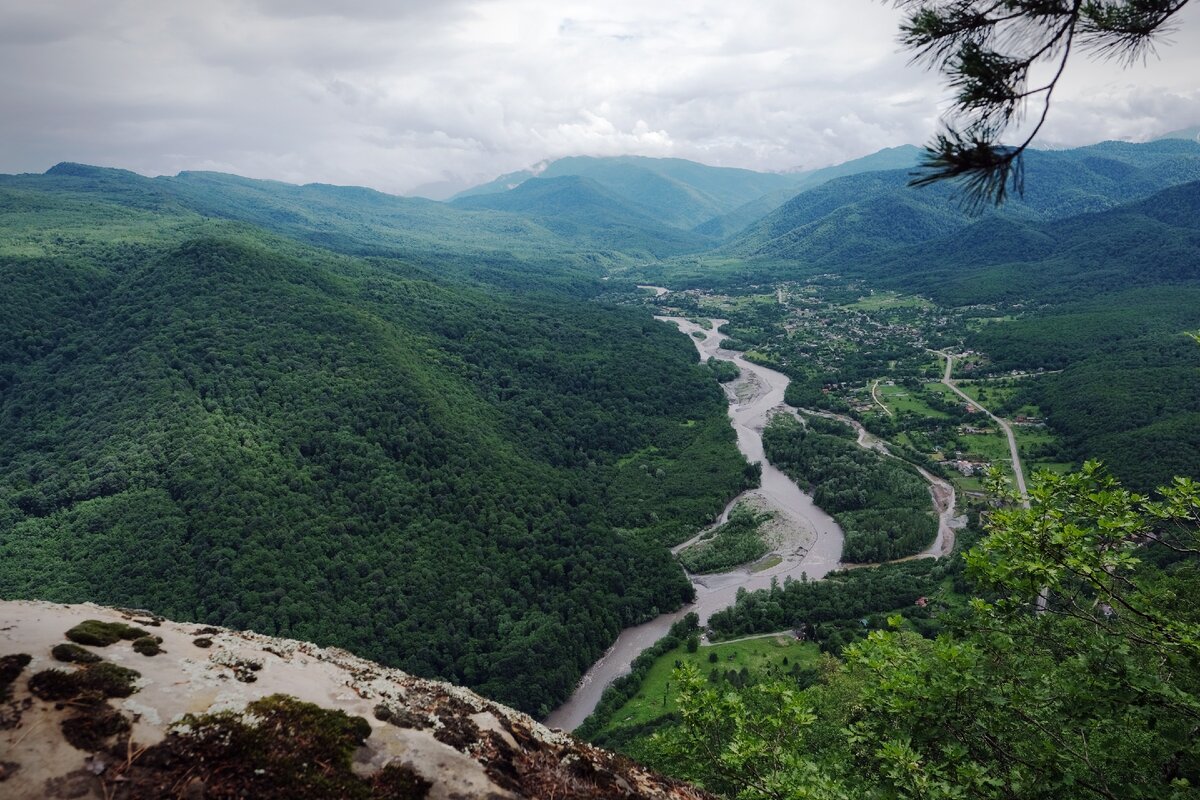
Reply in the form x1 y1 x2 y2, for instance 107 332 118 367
450 154 802 229
451 175 714 256
0 167 751 716
14 162 647 287
692 145 923 239
868 177 1200 305
720 139 1200 267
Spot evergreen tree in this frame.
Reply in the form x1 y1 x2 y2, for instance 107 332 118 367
894 0 1193 203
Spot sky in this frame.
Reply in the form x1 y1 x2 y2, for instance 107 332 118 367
2 1 1198 198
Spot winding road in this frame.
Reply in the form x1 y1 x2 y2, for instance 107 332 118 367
931 350 1029 503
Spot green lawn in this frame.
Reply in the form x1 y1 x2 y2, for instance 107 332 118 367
843 291 934 311
924 382 958 401
957 431 1012 464
955 381 1019 408
1014 426 1074 479
1030 461 1076 476
879 383 950 419
951 473 988 493
1013 426 1056 452
601 636 821 733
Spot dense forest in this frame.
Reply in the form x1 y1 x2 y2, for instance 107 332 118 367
708 555 955 650
0 169 751 716
970 287 1200 491
763 417 937 562
676 504 771 574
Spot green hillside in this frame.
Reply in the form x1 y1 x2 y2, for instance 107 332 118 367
720 139 1200 267
451 175 714 257
11 162 640 288
0 170 751 716
452 154 802 229
852 179 1200 491
692 145 925 239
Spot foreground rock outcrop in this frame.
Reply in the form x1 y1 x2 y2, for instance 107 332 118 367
0 600 710 799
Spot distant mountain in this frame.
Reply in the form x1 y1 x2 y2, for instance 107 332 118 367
451 155 802 230
693 145 926 240
11 163 688 285
451 175 713 257
1155 125 1200 143
722 139 1200 266
33 162 562 258
452 148 934 241
869 177 1200 305
787 144 925 194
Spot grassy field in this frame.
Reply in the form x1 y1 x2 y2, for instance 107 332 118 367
1014 426 1074 478
601 635 821 733
843 291 934 311
957 431 1012 463
955 381 1018 407
878 383 950 419
965 314 1019 331
950 472 988 492
1030 461 1075 476
955 379 1044 418
924 382 959 402
1014 426 1056 452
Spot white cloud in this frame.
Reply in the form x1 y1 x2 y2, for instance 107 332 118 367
0 0 1196 197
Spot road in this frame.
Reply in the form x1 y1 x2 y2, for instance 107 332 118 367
934 351 1029 504
870 379 893 417
934 351 1045 608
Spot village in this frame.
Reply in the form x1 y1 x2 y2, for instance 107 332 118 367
641 280 1072 502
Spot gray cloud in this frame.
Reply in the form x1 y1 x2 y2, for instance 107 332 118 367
1 0 1197 197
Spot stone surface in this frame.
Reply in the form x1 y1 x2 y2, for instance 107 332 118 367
0 600 712 799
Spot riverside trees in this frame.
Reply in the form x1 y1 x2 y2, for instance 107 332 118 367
659 464 1200 798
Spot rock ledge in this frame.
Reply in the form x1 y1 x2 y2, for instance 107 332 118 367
0 600 710 799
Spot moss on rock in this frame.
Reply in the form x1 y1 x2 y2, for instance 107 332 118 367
61 700 131 751
132 636 163 656
0 654 31 699
29 662 141 701
115 694 394 799
51 643 103 664
65 620 149 647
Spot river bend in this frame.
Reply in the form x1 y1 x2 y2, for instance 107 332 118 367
544 315 845 730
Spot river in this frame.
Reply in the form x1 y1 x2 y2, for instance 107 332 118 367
543 313 846 731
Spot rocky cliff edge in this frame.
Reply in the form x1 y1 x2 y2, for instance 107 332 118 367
0 600 710 800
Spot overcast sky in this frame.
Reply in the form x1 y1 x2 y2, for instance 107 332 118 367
2 1 1198 197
